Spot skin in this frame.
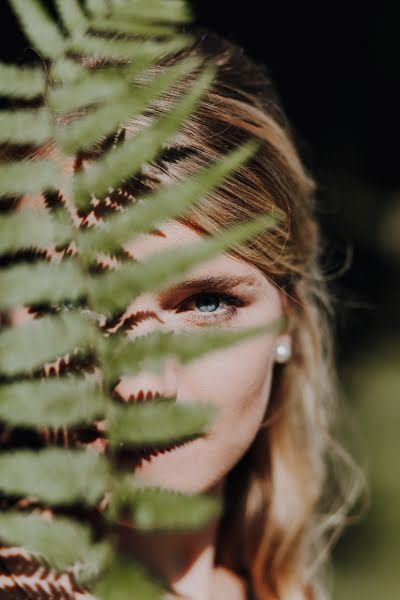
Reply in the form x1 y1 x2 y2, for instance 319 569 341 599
11 211 291 599
103 218 291 599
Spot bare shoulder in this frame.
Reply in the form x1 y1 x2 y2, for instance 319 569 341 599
211 566 248 600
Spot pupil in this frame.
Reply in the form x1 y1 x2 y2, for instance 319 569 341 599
196 294 220 313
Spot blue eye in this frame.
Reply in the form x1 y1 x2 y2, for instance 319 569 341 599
179 291 243 325
195 293 221 313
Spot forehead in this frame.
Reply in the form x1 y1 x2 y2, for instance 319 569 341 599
123 218 264 283
123 219 201 260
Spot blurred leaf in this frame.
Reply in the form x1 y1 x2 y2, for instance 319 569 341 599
0 260 85 309
70 34 189 62
0 209 72 253
107 399 216 447
89 213 276 314
49 71 129 113
0 108 52 145
72 65 214 204
91 18 177 37
0 312 100 376
0 448 110 505
78 139 259 255
93 555 166 600
108 0 192 23
110 478 222 530
0 377 106 427
54 0 88 34
0 511 105 571
106 317 286 379
0 63 45 99
57 57 200 154
9 0 65 59
0 160 61 197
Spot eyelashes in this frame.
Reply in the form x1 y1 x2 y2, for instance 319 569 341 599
177 291 244 325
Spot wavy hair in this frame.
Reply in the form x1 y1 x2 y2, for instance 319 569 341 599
99 29 361 600
5 27 363 600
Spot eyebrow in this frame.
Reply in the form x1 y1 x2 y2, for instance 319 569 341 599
160 274 259 296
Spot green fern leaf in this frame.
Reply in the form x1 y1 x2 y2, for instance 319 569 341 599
0 260 85 309
72 66 214 204
0 377 106 427
69 34 190 62
0 159 61 196
105 317 286 380
78 139 259 256
51 57 87 83
54 0 87 35
110 480 221 531
9 0 65 59
107 399 216 447
107 0 192 23
0 209 72 253
0 511 110 572
84 0 109 17
0 108 52 145
0 63 45 99
92 556 166 600
89 213 275 314
0 312 100 376
49 70 129 113
171 317 288 365
91 18 177 37
56 57 200 154
0 448 110 505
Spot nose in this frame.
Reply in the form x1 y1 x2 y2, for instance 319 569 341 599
107 303 179 404
112 355 179 404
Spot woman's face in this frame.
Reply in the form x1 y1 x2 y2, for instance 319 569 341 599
105 219 290 494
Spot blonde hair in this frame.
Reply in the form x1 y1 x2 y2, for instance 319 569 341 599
5 27 363 600
100 30 361 599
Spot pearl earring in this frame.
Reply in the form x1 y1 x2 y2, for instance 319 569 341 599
274 341 292 363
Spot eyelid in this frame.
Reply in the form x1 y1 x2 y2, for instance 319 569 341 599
178 289 243 307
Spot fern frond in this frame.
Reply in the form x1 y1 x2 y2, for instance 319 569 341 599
0 448 109 506
0 312 100 376
0 209 72 253
49 70 129 113
78 139 260 255
107 399 216 447
109 480 221 531
91 18 177 37
0 63 45 99
69 35 190 62
0 108 52 145
0 260 85 309
89 213 275 314
0 377 106 427
107 0 192 23
54 0 88 35
105 317 287 379
72 66 214 204
84 0 109 17
0 511 111 573
0 160 61 196
56 56 200 154
92 556 166 600
51 57 87 83
9 0 65 59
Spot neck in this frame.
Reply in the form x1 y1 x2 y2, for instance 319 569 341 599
114 481 228 600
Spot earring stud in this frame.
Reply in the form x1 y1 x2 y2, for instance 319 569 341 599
274 341 292 363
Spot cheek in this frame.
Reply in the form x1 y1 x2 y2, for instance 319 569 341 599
185 333 276 438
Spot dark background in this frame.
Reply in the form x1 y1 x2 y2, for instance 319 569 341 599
1 2 399 598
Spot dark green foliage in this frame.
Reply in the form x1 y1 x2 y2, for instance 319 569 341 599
0 0 283 597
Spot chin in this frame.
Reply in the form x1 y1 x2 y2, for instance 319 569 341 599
126 436 230 495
